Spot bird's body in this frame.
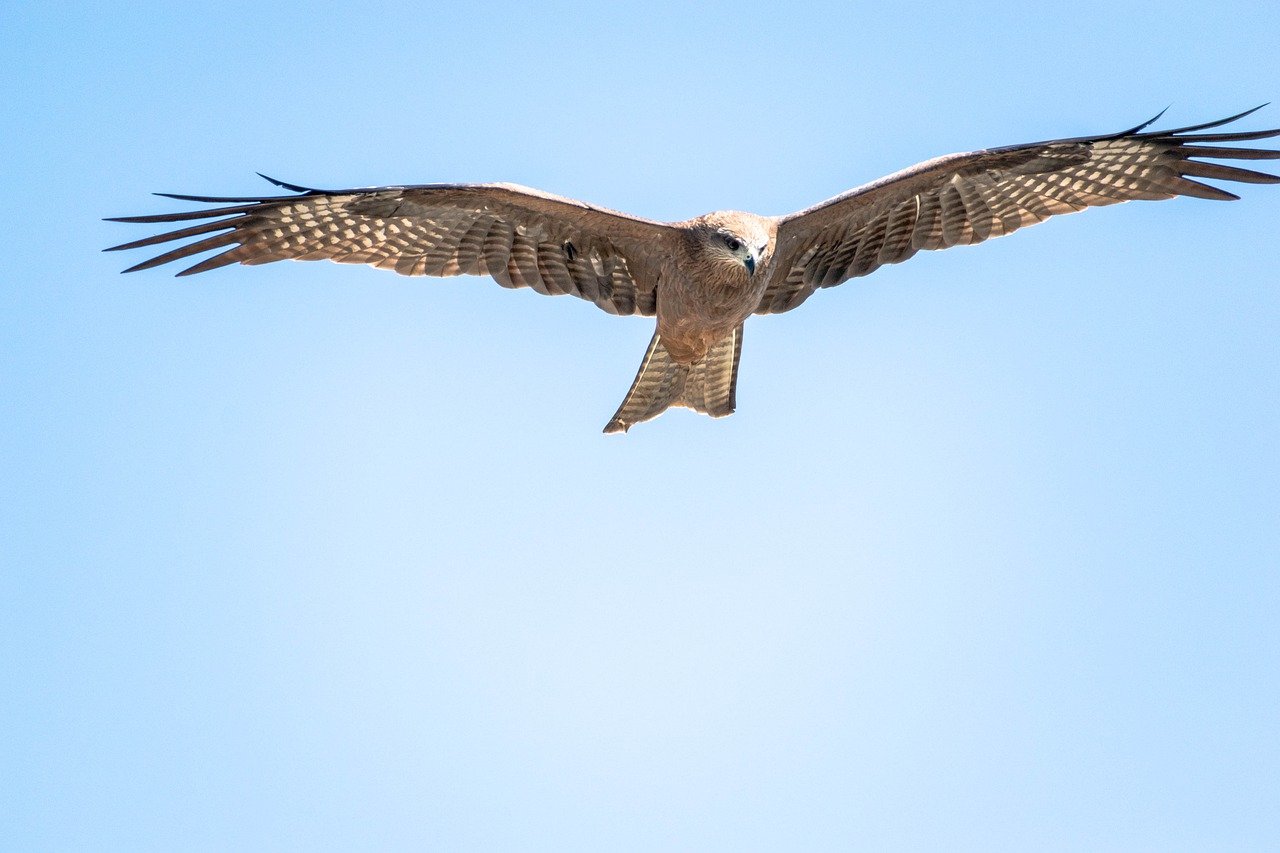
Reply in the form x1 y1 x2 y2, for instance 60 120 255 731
108 108 1280 433
656 212 774 362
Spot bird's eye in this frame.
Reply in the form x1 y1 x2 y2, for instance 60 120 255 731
724 236 741 252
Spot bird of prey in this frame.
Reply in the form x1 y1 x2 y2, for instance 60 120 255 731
108 107 1279 433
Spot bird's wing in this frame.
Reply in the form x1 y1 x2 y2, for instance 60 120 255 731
107 179 683 316
757 107 1280 315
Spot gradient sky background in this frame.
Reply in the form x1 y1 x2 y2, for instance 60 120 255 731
4 2 1279 849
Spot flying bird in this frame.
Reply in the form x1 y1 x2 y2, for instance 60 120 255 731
108 107 1280 433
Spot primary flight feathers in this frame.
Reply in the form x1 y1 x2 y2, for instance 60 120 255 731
108 107 1280 432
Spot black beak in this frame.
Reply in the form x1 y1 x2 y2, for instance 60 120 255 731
744 255 756 275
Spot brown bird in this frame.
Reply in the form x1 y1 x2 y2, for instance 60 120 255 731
107 107 1280 433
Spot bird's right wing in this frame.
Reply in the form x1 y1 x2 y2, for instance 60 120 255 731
757 107 1280 315
107 179 684 316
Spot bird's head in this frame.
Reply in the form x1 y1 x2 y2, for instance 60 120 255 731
696 213 773 277
713 229 758 274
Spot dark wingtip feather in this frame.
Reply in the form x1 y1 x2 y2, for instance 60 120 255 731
1140 104 1271 137
153 191 274 203
104 219 236 253
1174 177 1241 201
1178 160 1280 185
120 257 162 274
1113 105 1171 137
1176 144 1280 161
115 231 240 274
104 203 262 223
257 173 325 194
175 249 242 276
1172 127 1280 143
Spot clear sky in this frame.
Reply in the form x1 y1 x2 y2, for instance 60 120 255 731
4 1 1278 849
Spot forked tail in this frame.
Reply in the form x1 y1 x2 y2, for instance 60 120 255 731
603 326 744 434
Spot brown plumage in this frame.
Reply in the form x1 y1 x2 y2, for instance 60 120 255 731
107 107 1280 432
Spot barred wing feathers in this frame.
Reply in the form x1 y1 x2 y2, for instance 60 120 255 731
107 179 681 316
758 107 1280 315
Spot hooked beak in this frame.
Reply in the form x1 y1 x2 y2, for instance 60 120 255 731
744 254 756 275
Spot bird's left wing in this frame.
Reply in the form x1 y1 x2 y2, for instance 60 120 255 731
757 107 1280 315
107 179 682 316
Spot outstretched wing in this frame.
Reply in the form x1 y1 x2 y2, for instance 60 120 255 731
107 179 683 316
757 107 1280 315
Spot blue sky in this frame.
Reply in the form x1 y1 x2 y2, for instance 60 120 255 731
4 1 1278 849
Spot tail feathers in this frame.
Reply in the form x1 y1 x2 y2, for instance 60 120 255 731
603 326 743 434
